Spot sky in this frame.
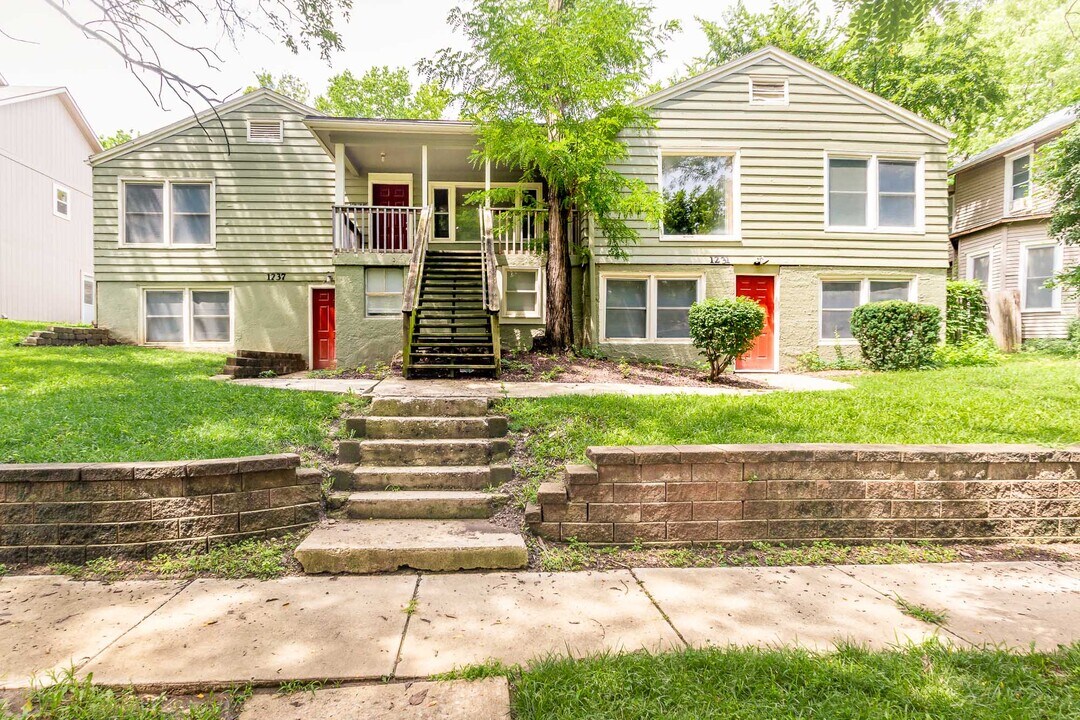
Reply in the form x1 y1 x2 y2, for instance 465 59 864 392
0 0 794 137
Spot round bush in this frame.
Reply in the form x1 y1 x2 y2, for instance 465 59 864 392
687 297 766 381
850 301 941 371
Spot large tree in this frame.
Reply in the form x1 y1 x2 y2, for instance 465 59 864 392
244 70 311 104
424 0 673 348
314 67 450 119
98 129 136 150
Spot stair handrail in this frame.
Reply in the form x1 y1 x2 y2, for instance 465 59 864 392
480 207 501 376
401 206 433 379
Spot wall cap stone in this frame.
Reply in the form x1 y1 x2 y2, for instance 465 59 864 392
0 454 303 482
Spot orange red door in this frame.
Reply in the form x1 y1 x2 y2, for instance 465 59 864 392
313 288 336 370
735 275 775 371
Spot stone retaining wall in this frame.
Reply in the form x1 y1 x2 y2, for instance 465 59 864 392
21 326 120 347
526 445 1080 545
0 454 322 565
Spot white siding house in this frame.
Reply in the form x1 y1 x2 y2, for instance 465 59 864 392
0 74 101 323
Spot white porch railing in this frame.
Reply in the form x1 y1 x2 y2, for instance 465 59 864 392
491 208 547 255
333 205 426 253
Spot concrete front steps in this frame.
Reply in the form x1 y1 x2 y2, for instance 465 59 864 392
295 396 527 574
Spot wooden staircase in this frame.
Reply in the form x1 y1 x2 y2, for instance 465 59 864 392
402 209 501 378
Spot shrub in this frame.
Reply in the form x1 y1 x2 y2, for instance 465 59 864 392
1069 317 1080 344
850 301 941 371
687 297 766 381
945 280 989 344
934 337 1002 367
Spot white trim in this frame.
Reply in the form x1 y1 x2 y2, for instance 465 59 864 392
499 267 545 322
119 177 216 248
428 181 544 242
334 144 346 205
80 272 95 325
364 266 405 318
1003 146 1034 216
367 173 414 208
139 286 234 346
658 146 741 242
635 46 952 142
246 118 284 143
1019 242 1062 312
966 250 993 291
599 272 705 343
307 284 335 368
748 75 789 106
824 153 924 234
818 276 917 343
53 182 71 220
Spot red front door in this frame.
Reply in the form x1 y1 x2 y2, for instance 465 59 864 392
313 288 336 370
372 183 410 251
735 275 775 371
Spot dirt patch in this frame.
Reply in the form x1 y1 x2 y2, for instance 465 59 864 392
500 351 767 388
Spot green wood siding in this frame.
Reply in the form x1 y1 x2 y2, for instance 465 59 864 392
602 57 950 268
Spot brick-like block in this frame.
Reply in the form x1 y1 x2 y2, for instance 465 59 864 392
966 480 1060 500
57 523 117 546
269 484 321 508
292 503 321 525
0 546 28 564
26 544 85 565
787 462 859 481
152 496 213 519
338 440 362 464
0 503 33 524
117 519 179 544
915 481 966 500
543 502 587 523
743 462 795 481
613 483 665 503
0 464 80 482
34 502 93 523
767 480 866 500
82 463 137 481
641 464 689 482
692 501 742 521
122 478 185 500
587 447 635 465
235 454 301 473
565 464 598 485
537 482 568 504
179 514 239 538
186 458 240 477
692 463 742 482
212 490 270 514
529 521 560 540
242 469 300 491
866 480 914 499
632 446 681 464
87 543 148 562
186 474 242 496
145 537 208 557
891 500 942 518
839 500 891 519
240 507 295 532
569 483 614 503
588 503 641 523
133 461 188 480
92 500 154 523
598 465 640 483
717 520 769 541
641 502 692 522
939 500 990 518
524 503 541 523
63 481 122 501
344 417 366 437
667 521 717 542
615 522 665 542
715 481 765 500
0 524 57 546
488 416 509 438
1037 498 1080 517
743 501 780 520
666 483 716 502
560 522 613 543
4 482 65 502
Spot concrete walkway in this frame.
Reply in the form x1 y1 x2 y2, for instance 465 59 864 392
229 372 851 397
2 561 1076 690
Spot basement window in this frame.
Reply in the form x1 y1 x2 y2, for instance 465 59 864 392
366 267 404 317
749 76 788 105
247 119 284 143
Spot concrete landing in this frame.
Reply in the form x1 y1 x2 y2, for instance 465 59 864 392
238 678 511 720
294 520 529 574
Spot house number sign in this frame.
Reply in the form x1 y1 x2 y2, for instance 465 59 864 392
266 273 287 281
709 256 731 265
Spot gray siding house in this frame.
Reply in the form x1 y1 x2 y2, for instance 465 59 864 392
1 75 101 323
951 108 1078 340
91 47 951 372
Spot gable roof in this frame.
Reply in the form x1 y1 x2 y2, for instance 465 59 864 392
949 107 1077 175
636 46 953 143
0 85 102 152
90 88 316 165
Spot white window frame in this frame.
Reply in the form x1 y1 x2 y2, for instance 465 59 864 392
1003 147 1034 215
500 266 544 321
600 272 705 344
748 76 789 106
364 266 405 318
53 183 71 220
824 153 924 234
966 250 994 291
140 287 234 346
818 277 917 344
119 178 216 248
658 147 741 242
1019 242 1062 312
246 118 284 144
427 182 543 242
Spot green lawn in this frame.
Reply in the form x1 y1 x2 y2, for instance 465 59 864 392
500 356 1080 483
513 643 1080 720
0 320 354 463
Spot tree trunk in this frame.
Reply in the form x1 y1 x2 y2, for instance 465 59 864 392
545 186 574 348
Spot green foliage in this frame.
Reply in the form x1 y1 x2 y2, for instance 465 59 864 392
662 187 723 236
314 67 449 119
98 129 135 150
945 280 990 344
1022 322 1080 358
850 301 941 371
0 320 352 462
934 338 1002 367
147 535 299 580
1036 122 1080 294
244 70 311 104
796 349 863 371
893 595 949 625
687 297 766 380
514 641 1080 720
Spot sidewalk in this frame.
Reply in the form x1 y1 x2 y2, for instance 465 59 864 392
228 373 851 397
2 561 1077 690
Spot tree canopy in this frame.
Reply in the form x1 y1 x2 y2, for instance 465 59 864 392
98 129 136 150
1037 121 1080 294
314 67 450 119
244 71 311 104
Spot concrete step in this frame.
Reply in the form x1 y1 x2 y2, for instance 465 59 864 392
356 438 509 466
294 519 528 573
333 463 512 491
343 490 508 519
369 396 492 417
349 416 508 440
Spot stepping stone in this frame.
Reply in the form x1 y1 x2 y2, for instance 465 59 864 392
345 490 509 519
340 464 511 491
295 520 528 574
359 438 508 466
237 678 511 720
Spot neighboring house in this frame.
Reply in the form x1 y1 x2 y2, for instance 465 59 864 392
0 73 101 323
950 108 1079 340
91 47 951 372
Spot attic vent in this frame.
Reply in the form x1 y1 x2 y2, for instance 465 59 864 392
247 119 283 143
750 77 788 105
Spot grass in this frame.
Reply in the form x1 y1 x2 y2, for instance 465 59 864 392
895 595 950 625
499 355 1080 495
513 642 1080 720
0 320 358 463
